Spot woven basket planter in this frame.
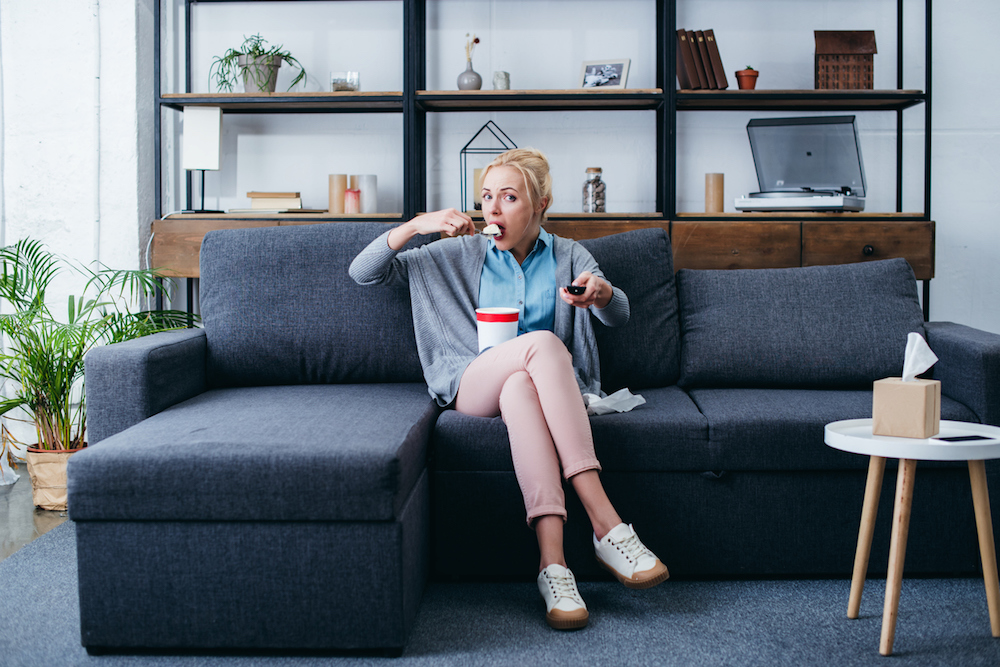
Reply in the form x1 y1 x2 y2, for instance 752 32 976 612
26 447 85 511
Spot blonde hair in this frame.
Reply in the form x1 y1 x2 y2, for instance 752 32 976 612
480 148 553 218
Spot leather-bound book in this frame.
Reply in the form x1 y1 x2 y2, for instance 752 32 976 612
676 29 701 89
686 30 710 89
704 29 729 89
694 31 717 88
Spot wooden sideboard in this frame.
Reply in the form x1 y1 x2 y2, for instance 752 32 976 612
670 216 934 280
153 212 933 280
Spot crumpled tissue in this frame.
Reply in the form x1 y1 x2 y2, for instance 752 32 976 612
902 331 939 382
583 388 646 415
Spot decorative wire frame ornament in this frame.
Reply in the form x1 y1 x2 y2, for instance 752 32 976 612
460 121 517 212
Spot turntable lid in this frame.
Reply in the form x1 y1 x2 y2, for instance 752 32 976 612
746 116 866 197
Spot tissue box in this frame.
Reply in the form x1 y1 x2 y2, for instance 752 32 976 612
872 377 941 438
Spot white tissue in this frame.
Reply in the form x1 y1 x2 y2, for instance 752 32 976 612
583 388 646 415
902 331 938 382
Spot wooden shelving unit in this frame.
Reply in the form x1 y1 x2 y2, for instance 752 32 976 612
155 0 931 221
153 0 933 315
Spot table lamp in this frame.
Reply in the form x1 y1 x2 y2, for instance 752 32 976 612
182 106 224 213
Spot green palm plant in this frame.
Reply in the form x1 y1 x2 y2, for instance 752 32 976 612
0 239 192 454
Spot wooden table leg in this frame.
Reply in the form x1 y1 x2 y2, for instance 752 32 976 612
849 455 886 619
881 458 917 656
968 459 1000 637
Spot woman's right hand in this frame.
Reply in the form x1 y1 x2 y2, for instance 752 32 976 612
388 209 474 250
413 209 475 236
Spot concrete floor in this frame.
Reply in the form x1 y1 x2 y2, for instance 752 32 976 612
0 463 69 563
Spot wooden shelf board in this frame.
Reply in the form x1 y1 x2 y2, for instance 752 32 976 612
676 89 925 111
465 211 664 220
160 92 404 112
160 89 921 112
540 220 670 241
675 212 927 220
418 89 664 111
161 212 402 220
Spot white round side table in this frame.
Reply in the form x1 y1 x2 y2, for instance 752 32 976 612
825 418 1000 656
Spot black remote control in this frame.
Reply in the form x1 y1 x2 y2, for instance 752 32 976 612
566 285 586 295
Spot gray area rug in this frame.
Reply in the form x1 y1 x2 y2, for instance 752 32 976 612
2 522 999 666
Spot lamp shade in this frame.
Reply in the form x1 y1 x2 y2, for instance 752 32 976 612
182 106 222 171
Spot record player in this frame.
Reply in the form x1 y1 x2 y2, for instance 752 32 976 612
735 115 866 212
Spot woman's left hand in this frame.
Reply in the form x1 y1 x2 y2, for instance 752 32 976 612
560 271 612 309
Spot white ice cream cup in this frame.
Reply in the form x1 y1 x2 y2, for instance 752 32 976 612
475 307 519 352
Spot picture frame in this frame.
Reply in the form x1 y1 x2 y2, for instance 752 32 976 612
579 59 630 89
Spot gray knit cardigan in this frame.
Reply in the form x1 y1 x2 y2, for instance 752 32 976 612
349 229 630 406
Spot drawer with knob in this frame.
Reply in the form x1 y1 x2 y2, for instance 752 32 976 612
671 220 801 271
801 221 934 280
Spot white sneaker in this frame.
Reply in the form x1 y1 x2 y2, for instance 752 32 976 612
594 523 670 589
537 564 589 630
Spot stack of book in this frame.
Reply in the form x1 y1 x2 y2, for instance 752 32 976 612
676 29 728 90
248 191 302 211
228 191 324 214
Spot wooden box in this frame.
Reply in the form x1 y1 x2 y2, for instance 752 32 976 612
815 31 877 90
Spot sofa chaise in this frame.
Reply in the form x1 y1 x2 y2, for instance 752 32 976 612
69 223 1000 653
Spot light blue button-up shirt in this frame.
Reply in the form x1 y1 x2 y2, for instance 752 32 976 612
479 227 557 334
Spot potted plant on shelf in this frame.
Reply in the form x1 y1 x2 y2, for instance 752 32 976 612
209 33 308 93
0 239 191 510
736 66 759 90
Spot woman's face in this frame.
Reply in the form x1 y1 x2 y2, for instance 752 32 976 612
481 165 546 263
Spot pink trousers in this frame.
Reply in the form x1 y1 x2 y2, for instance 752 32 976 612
455 330 602 525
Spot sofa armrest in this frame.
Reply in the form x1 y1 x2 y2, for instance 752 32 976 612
925 321 1000 426
85 328 207 444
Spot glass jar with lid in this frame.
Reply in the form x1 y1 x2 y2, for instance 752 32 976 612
582 167 606 213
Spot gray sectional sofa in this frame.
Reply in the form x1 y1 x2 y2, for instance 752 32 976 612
69 222 1000 653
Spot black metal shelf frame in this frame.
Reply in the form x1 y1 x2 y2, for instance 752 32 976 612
154 0 931 224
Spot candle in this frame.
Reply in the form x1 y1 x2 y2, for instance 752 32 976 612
357 174 378 214
329 174 347 214
344 188 361 214
705 173 724 213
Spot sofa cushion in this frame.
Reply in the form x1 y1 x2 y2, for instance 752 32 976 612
688 387 979 471
68 383 437 522
580 228 681 391
431 386 711 473
676 258 925 389
200 223 428 388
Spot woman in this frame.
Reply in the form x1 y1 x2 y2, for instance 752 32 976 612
350 148 667 630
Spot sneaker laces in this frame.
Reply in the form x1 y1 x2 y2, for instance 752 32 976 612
545 569 583 603
611 530 655 564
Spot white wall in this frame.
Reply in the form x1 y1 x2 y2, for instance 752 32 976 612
1 0 998 333
0 0 152 270
925 3 1000 333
